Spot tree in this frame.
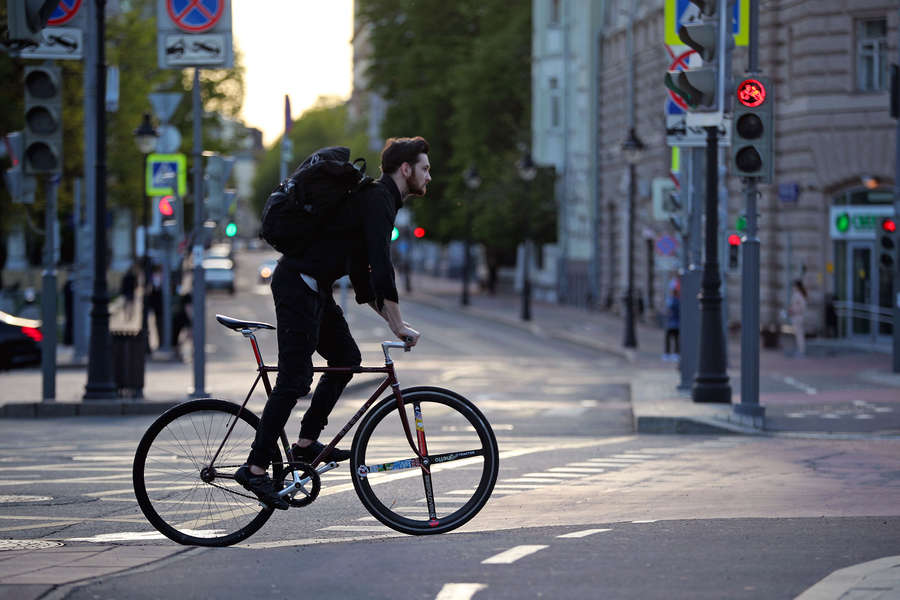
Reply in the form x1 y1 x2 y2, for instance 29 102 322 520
355 0 554 264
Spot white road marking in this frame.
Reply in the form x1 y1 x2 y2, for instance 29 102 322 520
631 520 657 523
556 528 611 538
318 525 391 533
612 454 657 459
492 483 546 489
435 583 488 600
502 477 563 483
482 545 549 564
782 376 818 395
854 414 874 420
547 467 606 474
522 472 582 479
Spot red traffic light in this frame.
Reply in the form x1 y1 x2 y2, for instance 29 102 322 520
413 227 426 238
728 234 742 246
882 218 897 233
736 78 767 108
158 196 174 217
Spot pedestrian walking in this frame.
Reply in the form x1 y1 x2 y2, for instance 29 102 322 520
789 279 808 357
235 137 430 509
663 276 680 362
120 264 137 323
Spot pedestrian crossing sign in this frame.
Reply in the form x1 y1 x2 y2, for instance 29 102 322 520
146 153 187 196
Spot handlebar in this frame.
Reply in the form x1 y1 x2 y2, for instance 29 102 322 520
381 338 413 362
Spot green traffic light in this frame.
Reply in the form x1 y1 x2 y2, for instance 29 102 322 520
736 215 746 232
391 227 399 242
225 222 237 237
835 213 850 233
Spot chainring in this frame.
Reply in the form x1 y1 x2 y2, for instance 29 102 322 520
278 461 321 508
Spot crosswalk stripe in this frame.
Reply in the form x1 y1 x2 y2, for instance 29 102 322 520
556 528 612 538
435 583 488 600
482 545 549 564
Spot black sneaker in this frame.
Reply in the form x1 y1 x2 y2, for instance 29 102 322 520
234 465 289 510
291 440 351 463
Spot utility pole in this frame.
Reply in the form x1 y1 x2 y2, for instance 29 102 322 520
191 68 207 398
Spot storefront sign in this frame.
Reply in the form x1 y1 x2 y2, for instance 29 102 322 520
829 205 894 239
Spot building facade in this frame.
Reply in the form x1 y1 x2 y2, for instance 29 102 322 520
532 0 897 347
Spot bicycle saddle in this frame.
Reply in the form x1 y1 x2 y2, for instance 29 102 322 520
215 314 275 331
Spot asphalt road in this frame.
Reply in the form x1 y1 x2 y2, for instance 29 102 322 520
1 250 899 599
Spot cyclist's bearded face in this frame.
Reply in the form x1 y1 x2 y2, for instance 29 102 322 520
405 154 432 196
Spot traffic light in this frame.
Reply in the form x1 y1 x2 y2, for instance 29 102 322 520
663 189 684 234
6 0 59 45
413 227 426 239
664 0 732 124
3 132 23 201
728 233 741 271
23 64 63 175
878 217 897 273
391 227 400 242
225 222 237 237
157 195 177 232
731 75 774 182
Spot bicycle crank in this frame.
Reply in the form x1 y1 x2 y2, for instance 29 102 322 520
278 461 321 508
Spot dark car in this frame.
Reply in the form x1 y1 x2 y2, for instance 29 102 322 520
0 310 42 370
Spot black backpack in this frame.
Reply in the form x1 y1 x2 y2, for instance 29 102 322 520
259 146 372 256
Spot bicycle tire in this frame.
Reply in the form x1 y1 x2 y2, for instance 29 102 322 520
133 398 285 547
350 386 498 535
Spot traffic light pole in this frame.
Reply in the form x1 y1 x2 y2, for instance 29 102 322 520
735 0 766 418
894 3 900 373
692 126 731 403
41 175 59 401
190 68 207 398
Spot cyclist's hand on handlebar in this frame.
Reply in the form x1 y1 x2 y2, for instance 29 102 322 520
394 325 419 348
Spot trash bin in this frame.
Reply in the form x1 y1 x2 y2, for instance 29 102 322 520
111 330 146 398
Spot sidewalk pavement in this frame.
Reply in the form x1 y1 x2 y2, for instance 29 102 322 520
1 273 899 438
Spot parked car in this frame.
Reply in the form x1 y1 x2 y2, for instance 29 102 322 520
203 258 236 294
0 310 42 370
258 258 278 284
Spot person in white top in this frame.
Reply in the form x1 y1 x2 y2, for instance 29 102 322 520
788 279 808 357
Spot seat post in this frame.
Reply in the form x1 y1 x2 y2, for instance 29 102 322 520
242 328 265 368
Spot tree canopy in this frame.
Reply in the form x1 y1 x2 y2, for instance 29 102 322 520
355 0 556 262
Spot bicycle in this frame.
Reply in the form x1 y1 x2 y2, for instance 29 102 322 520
133 314 499 547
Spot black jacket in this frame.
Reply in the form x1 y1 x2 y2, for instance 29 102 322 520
280 175 402 310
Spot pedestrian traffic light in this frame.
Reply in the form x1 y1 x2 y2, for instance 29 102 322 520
664 0 732 125
878 217 897 273
157 195 177 232
413 227 426 239
6 0 59 45
731 75 774 182
225 222 237 237
391 227 399 242
23 64 63 175
728 233 741 270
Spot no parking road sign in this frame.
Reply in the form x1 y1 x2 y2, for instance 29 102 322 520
157 0 233 69
146 153 187 197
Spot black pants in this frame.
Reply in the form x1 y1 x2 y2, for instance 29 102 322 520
247 263 361 469
665 329 680 354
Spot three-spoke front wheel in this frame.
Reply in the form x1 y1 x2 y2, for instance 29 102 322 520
132 399 284 547
350 387 499 535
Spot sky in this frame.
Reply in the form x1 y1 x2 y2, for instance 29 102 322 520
230 1 355 148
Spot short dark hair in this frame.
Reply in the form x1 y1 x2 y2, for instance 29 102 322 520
380 136 429 174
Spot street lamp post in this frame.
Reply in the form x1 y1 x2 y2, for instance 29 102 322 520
621 127 645 349
133 113 158 357
83 0 117 400
462 166 481 306
517 153 537 321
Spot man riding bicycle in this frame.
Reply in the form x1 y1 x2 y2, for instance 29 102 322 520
236 137 431 509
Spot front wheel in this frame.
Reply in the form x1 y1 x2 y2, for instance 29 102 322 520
133 399 286 547
350 387 498 535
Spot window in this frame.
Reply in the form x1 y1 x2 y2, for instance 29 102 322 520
857 18 888 92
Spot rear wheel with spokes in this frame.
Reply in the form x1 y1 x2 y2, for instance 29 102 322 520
350 387 498 535
133 399 286 547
